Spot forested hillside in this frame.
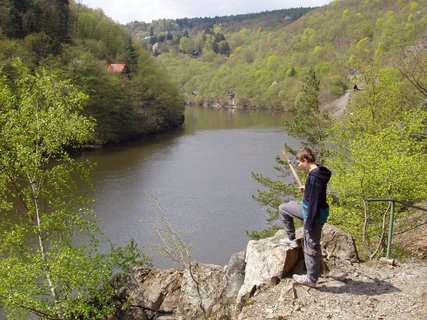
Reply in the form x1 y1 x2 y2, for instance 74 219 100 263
127 7 314 57
0 0 185 145
128 0 427 110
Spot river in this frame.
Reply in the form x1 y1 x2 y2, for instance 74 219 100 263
78 107 301 268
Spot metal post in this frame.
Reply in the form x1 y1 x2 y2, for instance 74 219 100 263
386 200 395 259
365 198 396 259
365 198 427 260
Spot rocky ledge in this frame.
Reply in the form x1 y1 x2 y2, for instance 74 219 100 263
110 224 427 320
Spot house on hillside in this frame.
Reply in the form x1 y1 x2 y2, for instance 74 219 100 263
107 63 131 79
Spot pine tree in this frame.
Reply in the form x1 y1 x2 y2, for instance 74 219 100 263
124 37 139 74
286 68 331 162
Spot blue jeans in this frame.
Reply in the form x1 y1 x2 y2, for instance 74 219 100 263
279 201 323 282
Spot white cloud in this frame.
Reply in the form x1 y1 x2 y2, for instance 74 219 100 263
79 0 333 24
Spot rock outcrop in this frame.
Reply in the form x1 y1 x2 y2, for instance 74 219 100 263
317 223 359 263
113 224 398 320
237 229 301 303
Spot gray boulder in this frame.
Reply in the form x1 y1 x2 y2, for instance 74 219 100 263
225 251 246 302
114 268 183 319
321 223 359 263
177 262 228 319
237 229 301 303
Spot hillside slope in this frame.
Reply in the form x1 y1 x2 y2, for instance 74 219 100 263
0 0 185 145
132 0 427 110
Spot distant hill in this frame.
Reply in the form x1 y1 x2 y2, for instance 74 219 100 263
127 8 314 39
127 0 427 110
126 8 314 59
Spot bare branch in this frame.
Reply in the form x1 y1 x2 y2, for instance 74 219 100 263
144 190 208 319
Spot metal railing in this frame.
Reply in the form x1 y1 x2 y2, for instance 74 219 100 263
364 198 427 259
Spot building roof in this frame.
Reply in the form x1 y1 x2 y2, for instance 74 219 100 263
107 64 127 73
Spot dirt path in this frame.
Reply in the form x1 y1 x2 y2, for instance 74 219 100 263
321 90 352 117
238 260 427 319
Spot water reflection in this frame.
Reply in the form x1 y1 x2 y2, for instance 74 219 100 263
184 107 291 131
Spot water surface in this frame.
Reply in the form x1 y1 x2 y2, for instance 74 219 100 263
80 107 300 267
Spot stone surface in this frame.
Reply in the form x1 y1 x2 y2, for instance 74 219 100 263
112 225 427 320
237 229 301 302
225 251 246 302
177 263 228 319
114 263 231 320
113 267 183 319
320 223 359 263
137 268 182 312
237 261 427 320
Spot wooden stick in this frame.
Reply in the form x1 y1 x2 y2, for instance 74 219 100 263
281 149 303 187
379 257 396 266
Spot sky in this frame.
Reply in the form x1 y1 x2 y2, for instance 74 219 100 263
78 0 333 24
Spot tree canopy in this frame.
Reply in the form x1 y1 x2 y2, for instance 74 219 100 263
0 61 151 319
0 0 185 145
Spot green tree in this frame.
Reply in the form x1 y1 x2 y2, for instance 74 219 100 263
23 32 52 65
250 67 330 238
124 37 138 74
286 68 331 161
179 36 193 54
218 40 231 56
328 65 427 258
0 0 13 36
5 0 73 52
0 61 150 319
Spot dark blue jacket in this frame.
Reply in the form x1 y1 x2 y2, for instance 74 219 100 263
301 165 331 231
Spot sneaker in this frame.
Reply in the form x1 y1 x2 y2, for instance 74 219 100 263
279 238 299 248
292 274 317 287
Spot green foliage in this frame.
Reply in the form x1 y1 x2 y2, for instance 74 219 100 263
286 68 331 161
328 63 427 258
0 61 151 319
72 4 130 62
135 0 427 110
0 0 72 52
0 0 185 146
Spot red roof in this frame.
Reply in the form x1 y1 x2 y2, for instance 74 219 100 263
107 64 127 73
